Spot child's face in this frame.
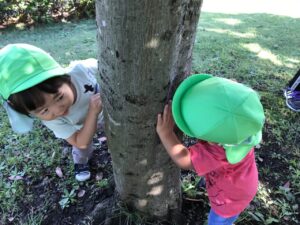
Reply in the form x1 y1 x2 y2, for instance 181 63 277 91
29 83 75 121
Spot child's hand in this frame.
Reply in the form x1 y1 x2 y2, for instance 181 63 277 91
89 93 102 115
156 102 175 138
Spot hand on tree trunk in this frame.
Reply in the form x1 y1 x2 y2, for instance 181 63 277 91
156 102 193 171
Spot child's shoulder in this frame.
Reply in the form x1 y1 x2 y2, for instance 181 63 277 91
189 141 228 171
190 140 225 156
68 58 97 69
67 58 98 84
67 58 97 74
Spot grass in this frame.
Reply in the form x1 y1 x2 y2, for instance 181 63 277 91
0 10 300 225
0 19 98 65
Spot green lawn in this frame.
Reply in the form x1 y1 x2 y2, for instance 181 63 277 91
0 11 300 225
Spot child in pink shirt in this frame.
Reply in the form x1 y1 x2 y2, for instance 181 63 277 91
156 74 265 225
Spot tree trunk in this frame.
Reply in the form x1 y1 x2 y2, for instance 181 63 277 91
95 0 202 220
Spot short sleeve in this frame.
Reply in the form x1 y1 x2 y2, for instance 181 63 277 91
189 142 228 176
81 58 98 75
43 119 78 139
68 58 98 85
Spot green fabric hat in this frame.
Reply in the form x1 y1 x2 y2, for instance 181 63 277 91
0 43 65 133
172 74 265 164
0 43 65 101
223 130 262 164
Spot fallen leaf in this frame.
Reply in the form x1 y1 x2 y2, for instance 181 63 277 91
96 172 103 181
55 167 64 178
283 216 290 221
24 153 31 158
78 189 86 198
99 137 107 143
8 175 23 181
51 151 56 159
283 181 290 189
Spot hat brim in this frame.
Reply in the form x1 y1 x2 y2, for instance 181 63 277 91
224 131 262 164
172 74 213 137
11 66 66 95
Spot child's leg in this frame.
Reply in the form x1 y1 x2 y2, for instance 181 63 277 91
72 143 94 181
208 209 239 225
72 143 94 164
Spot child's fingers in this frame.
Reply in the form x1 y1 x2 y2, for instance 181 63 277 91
159 103 172 124
156 114 163 129
165 103 171 113
166 103 173 117
157 113 162 122
163 104 169 121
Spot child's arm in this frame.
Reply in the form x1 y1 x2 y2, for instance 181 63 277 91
156 103 194 170
66 93 102 149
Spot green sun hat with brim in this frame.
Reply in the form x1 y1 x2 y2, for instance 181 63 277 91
0 43 66 101
172 74 213 137
172 74 265 164
0 43 66 133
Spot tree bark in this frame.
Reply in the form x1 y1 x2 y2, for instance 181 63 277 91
96 0 202 220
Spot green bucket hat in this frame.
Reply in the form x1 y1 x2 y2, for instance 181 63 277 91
172 74 265 164
0 43 65 100
0 43 66 133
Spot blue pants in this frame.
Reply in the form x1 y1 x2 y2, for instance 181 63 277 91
208 209 239 225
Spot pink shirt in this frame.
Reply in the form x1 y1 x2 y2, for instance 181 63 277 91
189 141 258 218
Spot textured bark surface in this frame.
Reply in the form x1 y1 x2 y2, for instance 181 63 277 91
96 0 202 219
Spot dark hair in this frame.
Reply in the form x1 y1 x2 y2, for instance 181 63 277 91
8 75 71 115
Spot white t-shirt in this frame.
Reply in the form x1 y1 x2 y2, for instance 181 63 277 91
43 58 103 139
